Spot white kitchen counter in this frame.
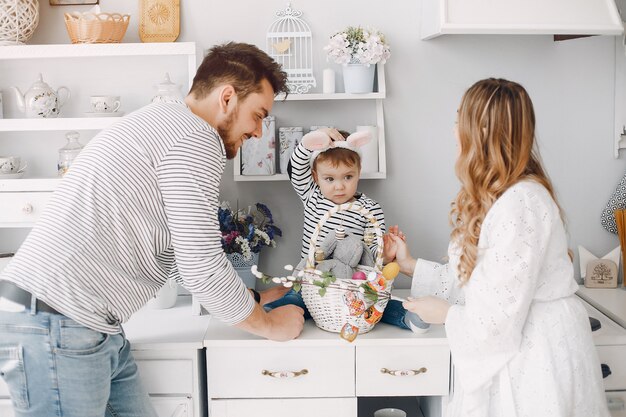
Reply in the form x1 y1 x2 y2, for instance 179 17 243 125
123 294 211 350
577 285 626 329
203 290 450 417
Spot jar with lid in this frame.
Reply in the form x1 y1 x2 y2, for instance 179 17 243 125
152 72 183 103
58 131 84 177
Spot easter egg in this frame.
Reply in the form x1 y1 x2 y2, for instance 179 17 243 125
382 262 400 281
352 271 367 281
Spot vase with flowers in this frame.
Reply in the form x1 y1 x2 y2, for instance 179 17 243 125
324 26 391 94
218 202 282 289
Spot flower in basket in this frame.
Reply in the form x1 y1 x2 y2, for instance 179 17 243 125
218 202 282 261
324 26 391 66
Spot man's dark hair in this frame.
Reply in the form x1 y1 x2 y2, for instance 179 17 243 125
190 42 289 100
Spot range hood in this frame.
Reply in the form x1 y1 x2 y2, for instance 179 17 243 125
421 0 624 40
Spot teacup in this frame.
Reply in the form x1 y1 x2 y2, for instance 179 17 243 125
0 156 22 174
90 95 121 113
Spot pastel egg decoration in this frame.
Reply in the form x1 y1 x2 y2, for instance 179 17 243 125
382 262 400 281
352 271 367 281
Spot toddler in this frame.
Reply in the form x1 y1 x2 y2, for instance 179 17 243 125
264 128 428 333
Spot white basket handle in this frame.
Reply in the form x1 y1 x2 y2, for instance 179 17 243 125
306 202 383 271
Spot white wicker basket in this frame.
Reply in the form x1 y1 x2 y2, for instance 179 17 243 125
0 0 39 45
300 202 391 334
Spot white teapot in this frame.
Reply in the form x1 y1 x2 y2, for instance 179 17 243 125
152 72 183 103
12 74 71 118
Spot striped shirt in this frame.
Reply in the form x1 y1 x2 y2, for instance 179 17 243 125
0 101 255 334
288 143 386 261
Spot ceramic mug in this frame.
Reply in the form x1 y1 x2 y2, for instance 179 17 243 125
90 95 121 113
0 156 23 174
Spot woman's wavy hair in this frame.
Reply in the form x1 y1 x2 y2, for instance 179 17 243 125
450 78 563 283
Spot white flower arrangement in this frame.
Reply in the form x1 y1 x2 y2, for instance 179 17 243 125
324 26 391 67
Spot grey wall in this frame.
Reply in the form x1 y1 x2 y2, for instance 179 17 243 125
9 0 626 285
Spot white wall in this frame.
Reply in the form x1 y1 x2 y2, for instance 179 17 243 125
4 0 624 285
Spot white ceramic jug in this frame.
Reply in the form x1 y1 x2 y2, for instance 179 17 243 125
12 74 71 118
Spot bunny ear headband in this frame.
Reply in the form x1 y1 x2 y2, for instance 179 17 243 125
302 130 371 166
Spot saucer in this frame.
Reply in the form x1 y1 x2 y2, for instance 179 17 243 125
0 172 24 179
84 111 125 118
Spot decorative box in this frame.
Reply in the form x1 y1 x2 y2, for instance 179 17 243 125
278 126 303 173
241 116 276 175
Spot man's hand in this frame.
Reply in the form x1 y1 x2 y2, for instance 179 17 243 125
264 305 305 341
258 285 290 306
235 303 304 342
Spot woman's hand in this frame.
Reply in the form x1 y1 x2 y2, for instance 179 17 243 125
382 225 405 264
388 233 416 276
403 296 450 324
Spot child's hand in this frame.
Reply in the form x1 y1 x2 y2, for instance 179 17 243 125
318 128 345 142
382 225 406 263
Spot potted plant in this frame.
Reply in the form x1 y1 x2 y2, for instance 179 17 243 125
218 202 282 288
324 26 391 93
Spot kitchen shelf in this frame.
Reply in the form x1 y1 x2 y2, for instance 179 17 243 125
0 42 197 60
0 117 123 132
277 91 385 101
235 65 387 182
0 42 197 207
233 171 386 182
0 178 61 192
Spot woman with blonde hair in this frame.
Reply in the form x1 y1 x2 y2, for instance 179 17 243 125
390 78 608 416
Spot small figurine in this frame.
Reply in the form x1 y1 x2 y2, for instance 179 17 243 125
340 322 359 342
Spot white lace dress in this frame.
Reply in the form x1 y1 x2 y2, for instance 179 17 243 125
412 181 609 417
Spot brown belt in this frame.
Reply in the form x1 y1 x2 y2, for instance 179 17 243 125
0 280 61 314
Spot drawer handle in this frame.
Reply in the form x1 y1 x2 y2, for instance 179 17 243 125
261 369 308 379
607 396 625 411
380 367 427 377
22 203 33 214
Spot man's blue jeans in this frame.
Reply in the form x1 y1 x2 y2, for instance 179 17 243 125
264 289 411 330
0 308 157 417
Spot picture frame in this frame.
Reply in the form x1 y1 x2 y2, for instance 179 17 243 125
50 0 98 5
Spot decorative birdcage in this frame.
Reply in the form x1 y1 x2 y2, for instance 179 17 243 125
266 3 316 94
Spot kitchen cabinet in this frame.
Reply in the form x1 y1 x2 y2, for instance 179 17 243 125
233 64 387 181
123 295 211 417
0 42 197 230
204 290 451 417
420 0 622 40
0 295 209 417
0 388 15 417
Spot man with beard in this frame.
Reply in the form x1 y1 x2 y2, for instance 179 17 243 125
0 42 304 417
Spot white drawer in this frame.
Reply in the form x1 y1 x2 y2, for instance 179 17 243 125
356 345 450 396
209 397 357 417
0 192 52 226
0 399 15 417
136 359 193 395
206 346 354 398
598 345 626 391
0 378 9 397
150 396 193 417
